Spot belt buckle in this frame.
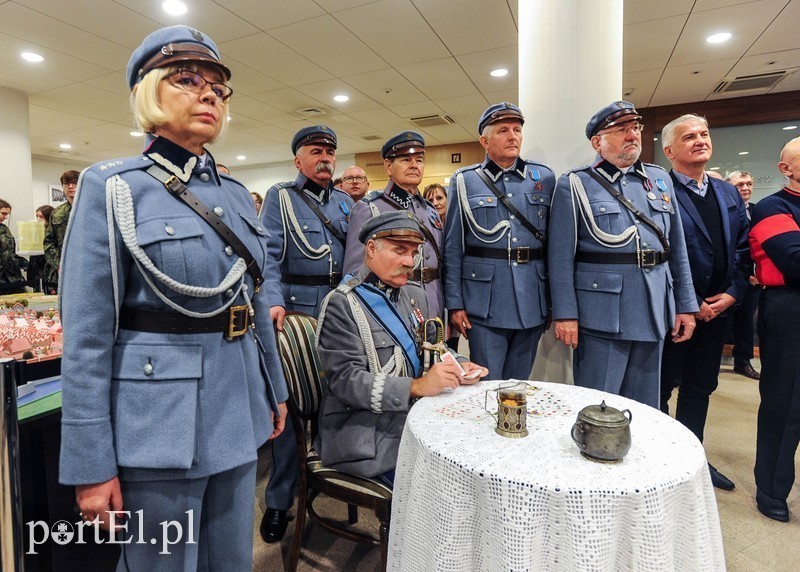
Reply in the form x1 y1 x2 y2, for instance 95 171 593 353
329 272 341 290
420 267 429 283
516 246 530 264
638 249 657 268
227 305 249 339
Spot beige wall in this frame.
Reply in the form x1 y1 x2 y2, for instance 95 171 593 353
355 141 485 192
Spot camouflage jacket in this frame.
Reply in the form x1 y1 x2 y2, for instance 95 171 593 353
0 224 24 284
43 201 71 284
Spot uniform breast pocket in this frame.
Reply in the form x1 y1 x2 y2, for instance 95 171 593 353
524 192 551 230
468 194 500 229
238 213 269 268
589 201 624 234
136 216 209 287
110 342 202 470
288 217 322 258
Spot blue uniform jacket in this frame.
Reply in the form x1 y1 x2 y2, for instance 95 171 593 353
59 136 288 486
548 158 698 342
670 171 750 310
261 174 353 316
444 157 554 329
343 183 444 320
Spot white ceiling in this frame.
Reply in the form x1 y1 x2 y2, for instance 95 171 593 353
2 0 798 167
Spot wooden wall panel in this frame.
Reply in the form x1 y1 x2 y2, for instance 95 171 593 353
354 141 484 191
639 90 800 162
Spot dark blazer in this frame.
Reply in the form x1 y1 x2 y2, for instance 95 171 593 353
670 172 750 310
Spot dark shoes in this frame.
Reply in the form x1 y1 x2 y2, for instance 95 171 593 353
733 362 760 380
259 508 289 543
708 464 735 491
756 490 790 522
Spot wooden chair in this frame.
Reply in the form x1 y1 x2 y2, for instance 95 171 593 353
275 312 392 571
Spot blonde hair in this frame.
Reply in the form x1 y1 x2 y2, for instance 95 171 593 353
130 64 230 140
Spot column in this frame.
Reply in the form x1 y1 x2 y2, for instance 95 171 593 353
0 87 34 235
520 0 624 383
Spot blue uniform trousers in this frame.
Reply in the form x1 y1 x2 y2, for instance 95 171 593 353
660 316 728 442
117 461 256 571
755 288 800 500
468 323 544 380
265 417 298 511
574 333 663 408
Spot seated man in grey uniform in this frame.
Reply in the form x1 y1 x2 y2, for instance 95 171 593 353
316 211 487 486
548 101 698 408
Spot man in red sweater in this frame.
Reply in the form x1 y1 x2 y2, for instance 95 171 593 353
749 136 800 522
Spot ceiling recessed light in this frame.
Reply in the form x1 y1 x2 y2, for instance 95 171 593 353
333 94 349 103
59 143 72 150
709 167 720 171
129 131 143 137
738 151 749 155
706 32 732 44
444 177 451 184
490 68 508 78
236 155 246 161
162 0 187 15
653 137 659 141
21 52 44 63
783 125 798 130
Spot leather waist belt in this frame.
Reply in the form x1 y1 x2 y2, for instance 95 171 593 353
465 246 543 264
576 249 669 268
410 267 440 283
281 272 342 288
119 307 250 339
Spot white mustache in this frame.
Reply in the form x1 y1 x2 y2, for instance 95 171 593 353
316 162 334 175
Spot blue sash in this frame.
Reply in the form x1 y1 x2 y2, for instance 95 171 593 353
350 279 422 377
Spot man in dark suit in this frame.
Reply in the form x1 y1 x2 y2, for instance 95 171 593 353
725 170 760 380
660 114 750 490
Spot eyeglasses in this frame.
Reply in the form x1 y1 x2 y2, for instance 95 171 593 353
342 175 368 184
165 69 233 102
601 123 645 137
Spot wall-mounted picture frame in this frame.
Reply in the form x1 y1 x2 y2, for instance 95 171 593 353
50 185 65 202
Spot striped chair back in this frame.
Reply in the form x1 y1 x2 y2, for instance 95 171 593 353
276 312 326 420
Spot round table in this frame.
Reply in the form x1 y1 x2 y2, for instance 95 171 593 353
388 380 725 571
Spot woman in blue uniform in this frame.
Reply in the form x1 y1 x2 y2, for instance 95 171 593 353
58 26 288 569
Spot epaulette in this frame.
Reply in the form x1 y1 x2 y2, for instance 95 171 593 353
267 181 299 193
89 154 153 178
335 275 360 293
330 187 351 200
570 164 593 174
362 190 384 202
643 162 668 174
523 158 553 172
452 163 482 176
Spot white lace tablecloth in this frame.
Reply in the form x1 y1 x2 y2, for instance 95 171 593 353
388 381 725 572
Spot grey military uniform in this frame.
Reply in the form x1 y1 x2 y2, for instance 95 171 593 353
343 184 444 320
315 266 428 479
548 157 697 407
444 157 555 379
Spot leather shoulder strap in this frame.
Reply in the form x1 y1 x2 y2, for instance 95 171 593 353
475 168 546 244
146 164 265 289
585 168 670 252
292 187 346 244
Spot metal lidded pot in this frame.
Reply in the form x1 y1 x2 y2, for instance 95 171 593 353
571 400 632 462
